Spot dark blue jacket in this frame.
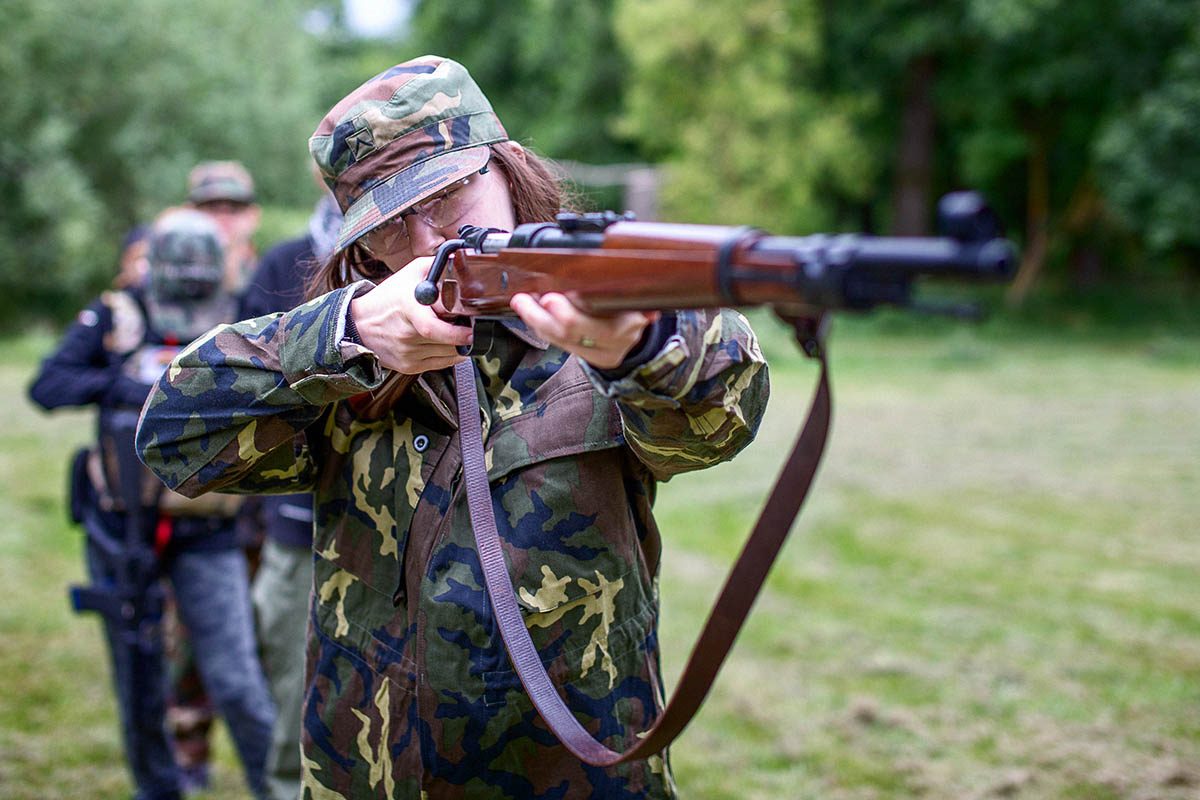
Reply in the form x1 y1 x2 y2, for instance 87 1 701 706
29 288 237 553
29 295 150 411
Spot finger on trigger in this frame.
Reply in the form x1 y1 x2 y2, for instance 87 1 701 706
414 308 473 346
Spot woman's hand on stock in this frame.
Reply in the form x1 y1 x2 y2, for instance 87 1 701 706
510 292 658 370
348 256 473 374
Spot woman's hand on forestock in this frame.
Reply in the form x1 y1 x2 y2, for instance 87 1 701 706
349 256 473 374
510 292 658 370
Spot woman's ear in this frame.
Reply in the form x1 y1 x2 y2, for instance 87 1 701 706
501 140 529 165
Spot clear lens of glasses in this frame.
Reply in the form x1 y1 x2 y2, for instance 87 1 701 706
361 168 488 257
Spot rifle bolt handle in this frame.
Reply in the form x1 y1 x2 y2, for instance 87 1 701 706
415 281 439 306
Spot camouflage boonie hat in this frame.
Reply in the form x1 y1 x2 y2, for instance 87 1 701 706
187 160 256 204
309 56 509 252
145 208 235 341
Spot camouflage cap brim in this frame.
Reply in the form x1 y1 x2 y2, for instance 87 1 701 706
334 144 492 253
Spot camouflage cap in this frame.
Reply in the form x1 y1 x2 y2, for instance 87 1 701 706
145 208 234 341
187 160 256 204
309 56 509 252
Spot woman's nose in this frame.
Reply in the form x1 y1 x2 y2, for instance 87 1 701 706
406 217 447 256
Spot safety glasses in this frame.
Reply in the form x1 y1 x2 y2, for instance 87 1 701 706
360 161 491 259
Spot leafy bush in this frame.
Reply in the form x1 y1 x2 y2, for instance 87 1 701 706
0 0 321 324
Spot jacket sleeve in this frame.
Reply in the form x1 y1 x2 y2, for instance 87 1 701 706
28 299 118 411
581 308 769 481
136 282 385 498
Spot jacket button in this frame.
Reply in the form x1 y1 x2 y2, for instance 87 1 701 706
413 434 429 453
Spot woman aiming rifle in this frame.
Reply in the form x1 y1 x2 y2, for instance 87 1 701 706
138 56 768 799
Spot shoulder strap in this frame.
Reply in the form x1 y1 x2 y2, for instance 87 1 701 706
452 323 831 765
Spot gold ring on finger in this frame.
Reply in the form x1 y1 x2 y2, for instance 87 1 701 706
579 336 597 348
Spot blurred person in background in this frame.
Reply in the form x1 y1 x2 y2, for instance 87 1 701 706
169 159 265 789
113 224 151 289
186 160 262 293
238 185 342 800
138 56 767 799
29 209 276 800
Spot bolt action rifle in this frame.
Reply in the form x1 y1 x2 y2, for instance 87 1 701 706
419 189 1011 337
380 191 1017 765
357 190 1014 413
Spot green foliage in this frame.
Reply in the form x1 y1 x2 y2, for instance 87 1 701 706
819 0 974 231
310 35 406 120
6 0 1200 326
947 0 1194 261
407 0 638 163
811 0 1200 282
0 0 321 324
613 0 876 231
255 205 318 255
1096 25 1200 255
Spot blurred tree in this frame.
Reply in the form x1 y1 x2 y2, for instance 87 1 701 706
0 0 321 323
820 0 1196 301
944 0 1194 301
405 0 639 163
311 35 405 119
819 0 969 236
1096 23 1200 272
298 0 411 115
613 0 875 233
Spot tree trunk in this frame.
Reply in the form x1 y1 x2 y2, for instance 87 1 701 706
892 56 936 236
1062 177 1105 289
1006 128 1050 307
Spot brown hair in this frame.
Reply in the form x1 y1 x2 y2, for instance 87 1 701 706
307 141 578 299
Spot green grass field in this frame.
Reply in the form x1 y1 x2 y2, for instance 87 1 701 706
1 314 1197 799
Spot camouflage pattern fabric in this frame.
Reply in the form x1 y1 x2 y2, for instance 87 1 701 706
308 56 509 253
188 160 256 204
137 285 769 799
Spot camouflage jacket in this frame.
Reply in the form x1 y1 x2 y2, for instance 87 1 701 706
137 282 769 799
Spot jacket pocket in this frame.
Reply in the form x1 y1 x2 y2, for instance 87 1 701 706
484 361 625 484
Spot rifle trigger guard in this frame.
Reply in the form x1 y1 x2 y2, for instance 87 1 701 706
415 238 467 306
455 317 501 357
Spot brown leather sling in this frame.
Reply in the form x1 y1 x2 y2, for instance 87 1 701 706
452 315 830 766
